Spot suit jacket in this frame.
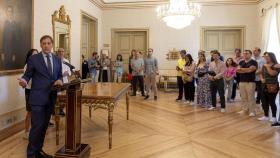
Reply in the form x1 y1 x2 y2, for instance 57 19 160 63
22 52 62 106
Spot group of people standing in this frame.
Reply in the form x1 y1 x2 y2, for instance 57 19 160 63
83 52 116 83
129 48 158 100
81 48 159 100
176 48 280 127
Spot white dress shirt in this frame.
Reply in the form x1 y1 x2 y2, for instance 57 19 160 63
62 58 71 83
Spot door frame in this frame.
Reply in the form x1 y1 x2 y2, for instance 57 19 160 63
200 26 246 52
80 10 98 67
111 28 150 59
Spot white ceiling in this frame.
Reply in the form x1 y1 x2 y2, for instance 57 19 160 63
102 0 259 4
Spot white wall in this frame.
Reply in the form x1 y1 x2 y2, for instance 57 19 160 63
103 5 259 69
33 0 103 68
0 0 102 130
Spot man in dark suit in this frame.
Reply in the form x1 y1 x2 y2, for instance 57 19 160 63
18 35 63 158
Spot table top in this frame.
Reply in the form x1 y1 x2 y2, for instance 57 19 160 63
58 82 130 100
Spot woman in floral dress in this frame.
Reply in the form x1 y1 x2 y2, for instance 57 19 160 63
196 53 212 108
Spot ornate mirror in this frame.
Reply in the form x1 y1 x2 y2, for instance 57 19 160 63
52 5 71 59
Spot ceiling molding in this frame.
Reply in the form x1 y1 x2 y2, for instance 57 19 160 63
89 0 260 10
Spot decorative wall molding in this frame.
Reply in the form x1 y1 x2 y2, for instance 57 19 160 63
89 0 261 10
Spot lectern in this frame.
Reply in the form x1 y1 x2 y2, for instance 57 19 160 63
54 79 91 158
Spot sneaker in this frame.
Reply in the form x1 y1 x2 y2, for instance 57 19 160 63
258 116 269 121
270 117 277 123
185 101 190 104
154 96 157 100
249 113 256 117
221 108 226 113
271 122 280 127
237 110 245 114
144 95 149 100
176 98 182 102
23 132 29 140
207 107 216 111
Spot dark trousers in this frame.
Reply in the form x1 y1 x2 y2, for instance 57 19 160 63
132 76 144 95
184 81 195 101
255 81 262 103
261 85 278 117
177 76 184 99
100 70 108 82
210 78 226 108
231 74 240 100
27 103 54 158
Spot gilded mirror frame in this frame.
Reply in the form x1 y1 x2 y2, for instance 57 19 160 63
52 5 71 59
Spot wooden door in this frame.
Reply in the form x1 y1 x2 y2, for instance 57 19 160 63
81 15 97 60
114 31 147 72
204 29 241 60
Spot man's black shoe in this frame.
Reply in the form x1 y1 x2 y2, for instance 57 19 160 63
144 95 149 100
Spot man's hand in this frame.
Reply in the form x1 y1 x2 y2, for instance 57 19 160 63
176 66 181 71
63 71 69 77
53 80 63 87
18 78 27 88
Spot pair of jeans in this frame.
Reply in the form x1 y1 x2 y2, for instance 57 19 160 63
90 69 97 83
224 78 234 100
210 78 226 108
177 76 184 99
231 74 240 100
261 84 279 117
132 76 144 95
184 81 195 101
255 81 262 103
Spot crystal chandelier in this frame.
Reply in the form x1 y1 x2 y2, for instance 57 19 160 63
156 0 201 29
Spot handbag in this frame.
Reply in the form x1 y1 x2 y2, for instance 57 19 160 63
127 73 132 81
182 74 193 83
198 72 206 78
266 83 279 93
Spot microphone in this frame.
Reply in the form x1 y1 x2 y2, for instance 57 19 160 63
63 61 75 70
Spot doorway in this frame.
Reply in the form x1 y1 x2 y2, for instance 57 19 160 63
201 26 245 60
81 12 98 62
112 28 149 72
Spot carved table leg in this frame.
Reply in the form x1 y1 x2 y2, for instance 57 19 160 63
108 102 114 149
89 104 92 119
55 103 60 145
126 92 129 120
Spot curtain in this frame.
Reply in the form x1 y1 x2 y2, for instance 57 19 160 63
261 8 273 51
276 4 280 45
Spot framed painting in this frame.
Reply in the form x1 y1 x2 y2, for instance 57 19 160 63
0 0 33 75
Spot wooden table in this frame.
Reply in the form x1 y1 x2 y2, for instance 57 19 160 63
55 82 130 149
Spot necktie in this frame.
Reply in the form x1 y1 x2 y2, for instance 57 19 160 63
46 55 53 76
